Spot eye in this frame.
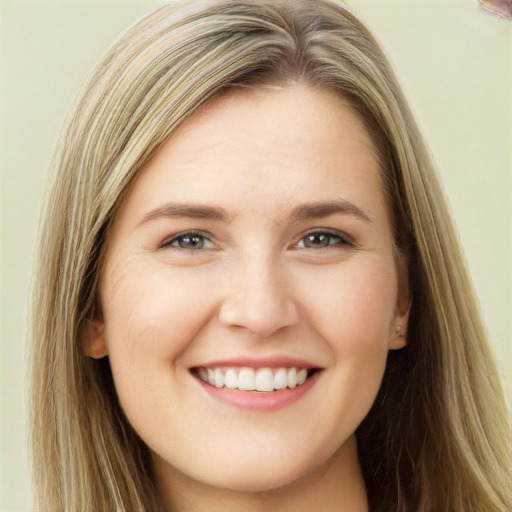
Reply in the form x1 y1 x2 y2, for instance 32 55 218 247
162 231 215 250
296 231 351 249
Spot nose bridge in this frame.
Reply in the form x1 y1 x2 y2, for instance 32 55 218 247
218 248 299 337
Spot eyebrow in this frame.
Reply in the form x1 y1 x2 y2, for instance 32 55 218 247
290 199 373 223
139 203 232 226
139 198 372 226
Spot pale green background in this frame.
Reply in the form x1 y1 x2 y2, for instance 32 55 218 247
1 1 510 510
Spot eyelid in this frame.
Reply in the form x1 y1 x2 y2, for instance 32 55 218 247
158 228 353 251
160 230 217 250
293 228 354 249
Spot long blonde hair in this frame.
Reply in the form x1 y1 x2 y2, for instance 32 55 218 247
29 1 511 510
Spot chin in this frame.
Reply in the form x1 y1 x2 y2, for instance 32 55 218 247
208 462 312 494
198 442 338 495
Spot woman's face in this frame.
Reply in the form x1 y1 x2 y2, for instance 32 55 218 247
90 84 409 495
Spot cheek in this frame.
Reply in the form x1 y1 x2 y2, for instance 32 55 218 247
323 272 396 424
100 262 216 389
298 259 397 407
301 258 398 349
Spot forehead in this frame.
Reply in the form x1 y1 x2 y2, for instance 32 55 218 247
114 84 388 227
164 85 376 167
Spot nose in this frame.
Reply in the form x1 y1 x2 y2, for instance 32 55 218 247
218 253 300 338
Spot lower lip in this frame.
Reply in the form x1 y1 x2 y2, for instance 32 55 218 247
194 372 321 411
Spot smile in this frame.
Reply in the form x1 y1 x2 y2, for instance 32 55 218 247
197 366 312 392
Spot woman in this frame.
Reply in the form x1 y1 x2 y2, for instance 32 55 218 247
29 0 511 510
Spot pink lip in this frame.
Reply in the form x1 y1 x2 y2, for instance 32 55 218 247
192 370 322 411
193 356 321 370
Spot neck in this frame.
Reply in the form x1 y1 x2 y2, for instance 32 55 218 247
156 435 368 512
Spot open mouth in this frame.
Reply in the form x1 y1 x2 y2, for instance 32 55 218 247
192 366 321 392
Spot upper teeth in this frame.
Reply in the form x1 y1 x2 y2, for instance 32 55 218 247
197 367 309 392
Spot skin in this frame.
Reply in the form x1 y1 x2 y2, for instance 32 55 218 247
88 84 409 512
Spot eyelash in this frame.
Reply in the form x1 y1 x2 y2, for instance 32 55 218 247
160 229 353 251
160 230 215 251
294 229 353 250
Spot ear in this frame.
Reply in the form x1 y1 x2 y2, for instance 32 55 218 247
389 252 410 350
83 306 108 359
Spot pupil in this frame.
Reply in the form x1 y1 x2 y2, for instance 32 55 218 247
306 234 328 248
180 235 203 249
